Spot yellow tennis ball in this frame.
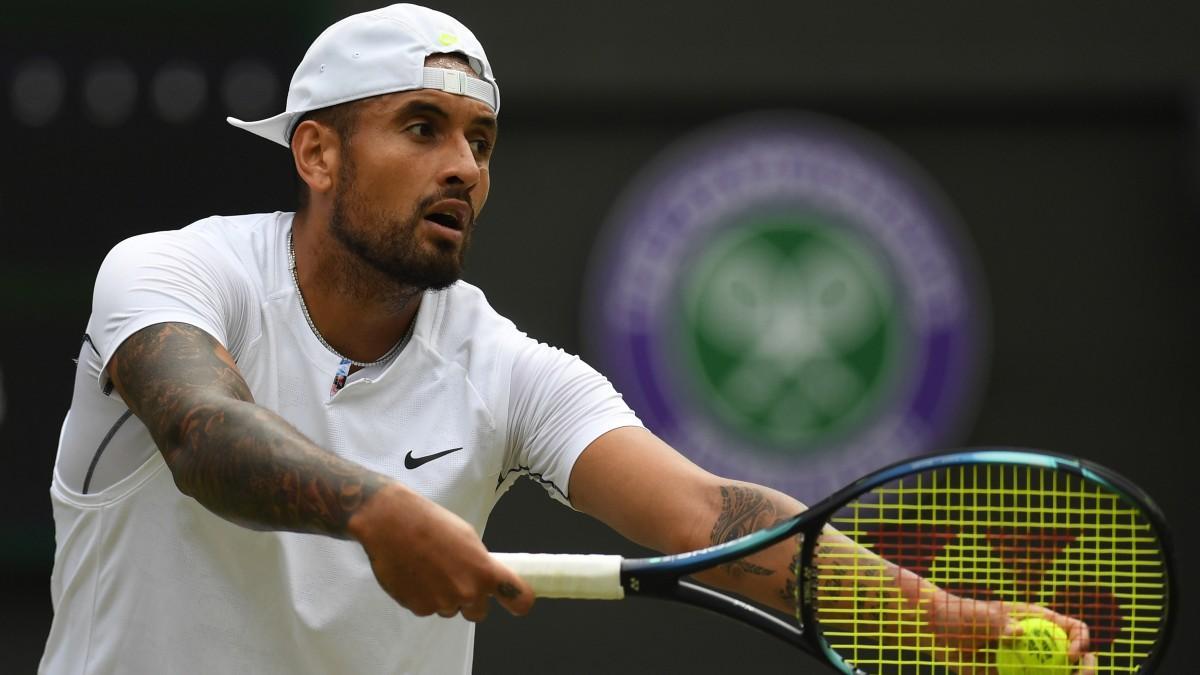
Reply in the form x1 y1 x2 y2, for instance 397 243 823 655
995 617 1071 675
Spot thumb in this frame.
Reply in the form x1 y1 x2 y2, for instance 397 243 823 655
1000 618 1024 640
491 562 536 617
995 604 1024 642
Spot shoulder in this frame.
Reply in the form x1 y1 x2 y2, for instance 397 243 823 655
90 213 290 337
86 217 287 370
98 212 288 294
104 212 282 262
181 212 288 270
417 281 534 368
426 281 524 344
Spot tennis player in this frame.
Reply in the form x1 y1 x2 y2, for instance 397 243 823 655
41 4 1095 673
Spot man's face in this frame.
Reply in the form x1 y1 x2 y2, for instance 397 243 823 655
328 57 497 291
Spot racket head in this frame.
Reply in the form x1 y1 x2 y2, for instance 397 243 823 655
797 448 1175 675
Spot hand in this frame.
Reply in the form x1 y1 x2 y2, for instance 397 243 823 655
927 592 1096 674
348 483 535 621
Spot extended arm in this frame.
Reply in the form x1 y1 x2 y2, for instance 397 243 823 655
568 426 1094 671
108 321 533 619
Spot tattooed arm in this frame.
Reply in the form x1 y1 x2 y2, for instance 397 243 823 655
568 426 1093 670
107 321 533 620
109 322 381 534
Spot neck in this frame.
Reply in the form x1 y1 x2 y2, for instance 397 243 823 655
291 211 422 363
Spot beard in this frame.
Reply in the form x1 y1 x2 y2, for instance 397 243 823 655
328 159 474 294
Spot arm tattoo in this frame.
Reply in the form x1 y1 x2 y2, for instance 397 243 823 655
710 485 786 577
780 544 802 606
109 322 388 537
805 538 889 621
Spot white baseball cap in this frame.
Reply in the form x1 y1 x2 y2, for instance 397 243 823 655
227 3 499 147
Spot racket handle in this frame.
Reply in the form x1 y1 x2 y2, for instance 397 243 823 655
492 553 625 600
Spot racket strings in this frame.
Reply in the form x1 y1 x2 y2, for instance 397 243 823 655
811 463 1167 674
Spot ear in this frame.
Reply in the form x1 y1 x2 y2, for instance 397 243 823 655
291 119 342 201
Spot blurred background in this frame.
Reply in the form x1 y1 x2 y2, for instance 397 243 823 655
2 1 1196 672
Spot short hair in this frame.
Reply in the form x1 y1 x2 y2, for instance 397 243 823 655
294 100 361 210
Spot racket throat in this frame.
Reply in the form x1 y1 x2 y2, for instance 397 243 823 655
657 579 811 651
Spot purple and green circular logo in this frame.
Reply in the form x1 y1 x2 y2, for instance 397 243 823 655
585 113 987 501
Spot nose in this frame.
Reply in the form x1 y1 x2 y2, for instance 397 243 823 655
437 134 481 189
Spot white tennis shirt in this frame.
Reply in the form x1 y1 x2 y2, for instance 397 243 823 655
41 212 642 674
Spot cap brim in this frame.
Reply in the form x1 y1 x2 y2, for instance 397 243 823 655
226 110 302 148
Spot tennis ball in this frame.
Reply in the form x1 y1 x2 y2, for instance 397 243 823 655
995 617 1071 675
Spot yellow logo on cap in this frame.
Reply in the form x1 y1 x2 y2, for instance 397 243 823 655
438 33 459 46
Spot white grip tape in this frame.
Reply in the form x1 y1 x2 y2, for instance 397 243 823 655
493 553 625 600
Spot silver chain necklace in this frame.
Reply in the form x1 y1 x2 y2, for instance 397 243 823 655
288 229 409 368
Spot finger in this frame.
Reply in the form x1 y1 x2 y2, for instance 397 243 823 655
1075 621 1091 658
461 597 490 623
491 566 535 616
436 607 459 619
1058 617 1090 660
1074 651 1097 675
1031 605 1090 659
1066 624 1090 661
996 603 1023 641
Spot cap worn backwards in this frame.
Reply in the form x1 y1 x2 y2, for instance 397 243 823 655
227 3 498 148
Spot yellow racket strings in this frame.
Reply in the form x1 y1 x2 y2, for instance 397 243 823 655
813 463 1166 673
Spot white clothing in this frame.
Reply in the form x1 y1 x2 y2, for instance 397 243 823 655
41 212 641 675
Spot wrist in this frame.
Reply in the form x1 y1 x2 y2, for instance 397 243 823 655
346 481 409 545
891 565 943 607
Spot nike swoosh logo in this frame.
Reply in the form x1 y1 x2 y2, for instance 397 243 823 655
404 447 463 470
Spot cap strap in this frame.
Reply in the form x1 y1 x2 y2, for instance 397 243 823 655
422 67 497 111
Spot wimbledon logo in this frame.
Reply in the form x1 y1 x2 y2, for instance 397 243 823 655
584 113 987 501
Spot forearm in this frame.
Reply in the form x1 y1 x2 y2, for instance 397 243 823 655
694 483 945 638
811 529 945 645
161 393 391 537
690 482 805 610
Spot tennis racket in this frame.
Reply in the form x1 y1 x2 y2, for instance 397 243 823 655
494 449 1174 674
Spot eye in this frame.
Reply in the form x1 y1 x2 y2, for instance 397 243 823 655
469 138 492 157
406 122 435 138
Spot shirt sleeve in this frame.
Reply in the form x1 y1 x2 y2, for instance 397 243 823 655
503 339 643 506
86 227 255 394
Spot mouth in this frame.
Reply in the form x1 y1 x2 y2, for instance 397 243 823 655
422 199 471 232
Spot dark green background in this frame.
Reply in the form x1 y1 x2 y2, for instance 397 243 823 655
1 1 1195 672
